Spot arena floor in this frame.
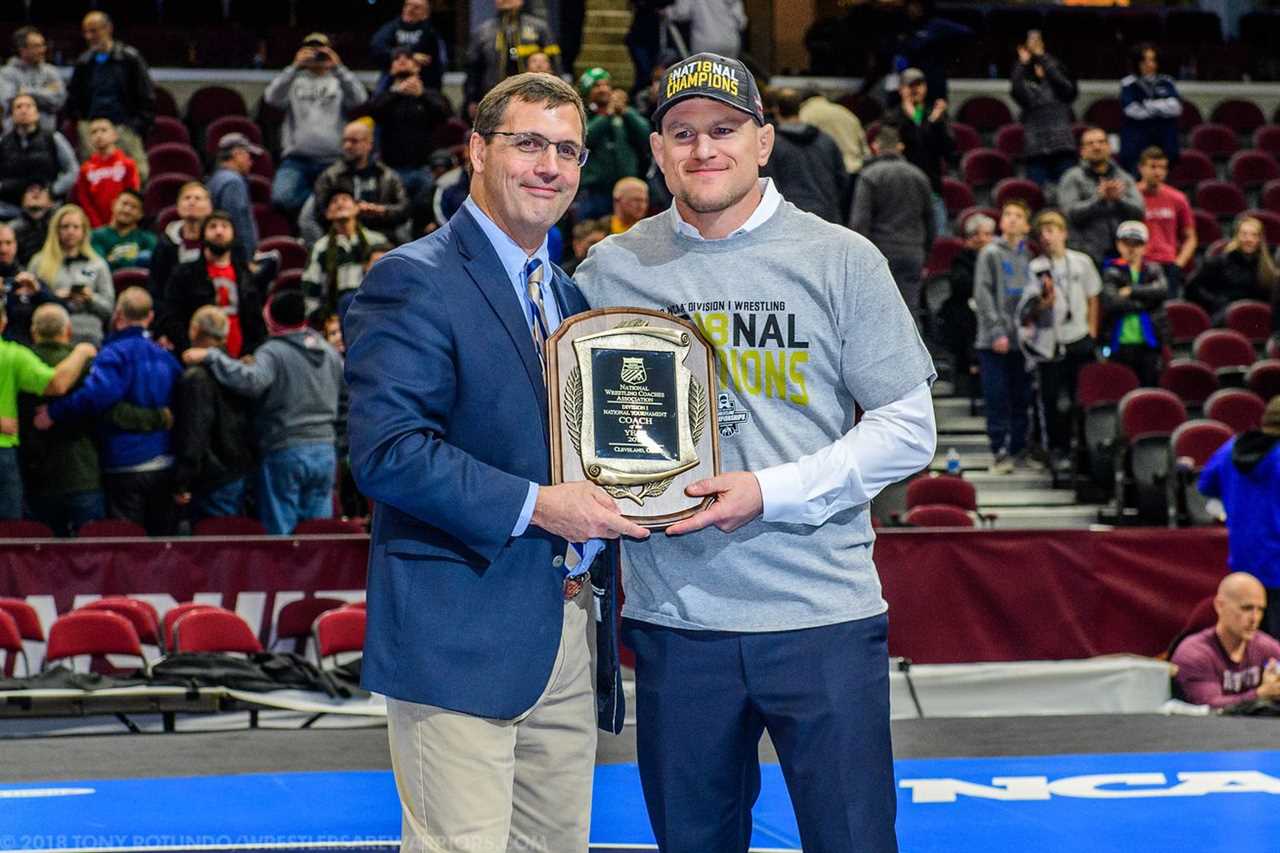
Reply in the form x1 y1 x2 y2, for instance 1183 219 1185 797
3 716 1279 852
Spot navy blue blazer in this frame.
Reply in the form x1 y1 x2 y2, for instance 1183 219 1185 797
344 206 624 732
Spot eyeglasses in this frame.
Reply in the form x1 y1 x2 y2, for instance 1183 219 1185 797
484 131 589 167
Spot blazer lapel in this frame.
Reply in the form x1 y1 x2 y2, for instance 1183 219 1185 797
453 208 550 440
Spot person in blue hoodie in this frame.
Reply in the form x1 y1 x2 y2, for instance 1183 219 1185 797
1119 43 1182 174
34 286 181 534
1200 396 1280 637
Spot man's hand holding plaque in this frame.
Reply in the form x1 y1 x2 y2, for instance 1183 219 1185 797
546 308 721 529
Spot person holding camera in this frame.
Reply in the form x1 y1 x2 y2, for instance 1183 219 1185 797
27 203 113 347
263 33 368 219
1011 31 1077 188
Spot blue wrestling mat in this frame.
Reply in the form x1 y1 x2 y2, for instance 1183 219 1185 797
4 751 1280 852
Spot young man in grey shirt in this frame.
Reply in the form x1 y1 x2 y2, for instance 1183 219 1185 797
575 53 936 853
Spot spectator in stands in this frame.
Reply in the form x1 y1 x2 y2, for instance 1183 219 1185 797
35 287 181 535
369 0 447 92
308 120 410 245
264 34 368 219
668 0 747 58
0 301 96 520
10 183 54 266
67 12 154 182
1137 146 1195 299
625 1 676 100
882 67 955 235
366 48 454 220
0 27 65 132
465 0 561 113
940 213 994 395
525 51 553 74
1172 572 1280 708
1 224 54 345
975 199 1034 474
562 217 608 276
761 87 847 225
28 204 113 346
1119 43 1182 175
0 94 77 221
1186 216 1276 324
1100 220 1168 386
1058 126 1144 267
799 89 870 219
1021 210 1101 471
207 133 262 259
849 124 934 323
610 177 649 234
72 118 141 229
1010 31 1077 189
90 190 155 272
148 182 212 299
182 284 344 535
576 67 651 220
158 211 273 356
171 305 254 520
302 188 390 319
1200 401 1280 634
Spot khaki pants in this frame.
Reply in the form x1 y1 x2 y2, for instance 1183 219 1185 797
385 584 597 853
77 121 150 185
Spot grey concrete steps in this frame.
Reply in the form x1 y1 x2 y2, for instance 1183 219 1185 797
979 505 1105 529
979 488 1080 507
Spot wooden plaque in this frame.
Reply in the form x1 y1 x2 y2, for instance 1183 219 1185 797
547 308 721 529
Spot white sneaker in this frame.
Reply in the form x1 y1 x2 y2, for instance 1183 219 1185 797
992 454 1015 475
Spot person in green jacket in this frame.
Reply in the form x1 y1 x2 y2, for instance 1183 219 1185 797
90 189 156 272
576 66 651 220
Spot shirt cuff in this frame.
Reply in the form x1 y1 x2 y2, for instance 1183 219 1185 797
512 481 538 537
756 465 806 523
570 539 605 578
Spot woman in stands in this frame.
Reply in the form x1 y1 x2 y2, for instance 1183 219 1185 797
1186 216 1277 324
27 204 113 347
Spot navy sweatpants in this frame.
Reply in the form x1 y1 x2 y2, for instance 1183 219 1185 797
623 613 898 853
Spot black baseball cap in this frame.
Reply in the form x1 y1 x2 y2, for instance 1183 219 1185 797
652 52 764 130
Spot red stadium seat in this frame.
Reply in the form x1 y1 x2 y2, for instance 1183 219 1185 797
162 603 223 647
253 204 295 239
1083 97 1124 133
0 598 44 642
203 115 264 164
1164 300 1212 356
957 97 1013 133
173 609 263 654
961 148 1013 189
44 611 147 673
1169 419 1234 525
940 178 975 219
1191 209 1223 247
432 117 471 150
1211 99 1267 136
274 597 346 654
1247 359 1280 402
112 268 149 293
1079 361 1141 409
1159 360 1219 413
154 86 179 119
257 237 309 271
1120 388 1187 442
186 86 249 131
78 519 147 538
146 116 192 148
313 607 367 665
145 142 203 179
144 173 197 217
154 206 180 232
1255 125 1280 158
249 149 276 180
247 174 273 205
81 598 163 648
1205 388 1265 433
1179 99 1204 133
1194 329 1257 385
1243 209 1280 245
192 516 267 536
993 123 1024 160
274 268 303 293
903 505 974 528
1117 388 1187 522
924 236 964 279
1229 150 1280 190
0 520 54 539
1167 150 1215 192
1190 123 1241 160
0 610 28 677
950 121 982 154
1262 179 1280 215
906 473 978 511
1224 299 1273 344
1194 181 1247 219
993 177 1044 212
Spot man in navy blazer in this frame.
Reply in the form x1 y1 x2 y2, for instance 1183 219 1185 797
344 73 648 853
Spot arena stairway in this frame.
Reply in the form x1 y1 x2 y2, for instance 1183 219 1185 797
926 381 1106 528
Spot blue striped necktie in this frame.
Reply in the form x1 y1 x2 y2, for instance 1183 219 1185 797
525 258 550 367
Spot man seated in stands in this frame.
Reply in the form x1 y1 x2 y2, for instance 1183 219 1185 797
157 211 273 355
182 284 344 535
90 190 155 271
72 117 140 229
1 223 55 346
0 27 66 132
369 0 447 91
263 33 368 219
0 301 96 520
11 183 55 266
207 133 262 259
1058 127 1144 267
301 188 389 320
305 120 409 245
67 12 154 182
1173 572 1280 709
1100 220 1167 386
148 182 212 298
172 306 254 521
609 176 649 235
1199 396 1280 637
0 94 77 221
34 287 181 535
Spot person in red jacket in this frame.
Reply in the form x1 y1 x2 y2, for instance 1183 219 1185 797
72 117 139 228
